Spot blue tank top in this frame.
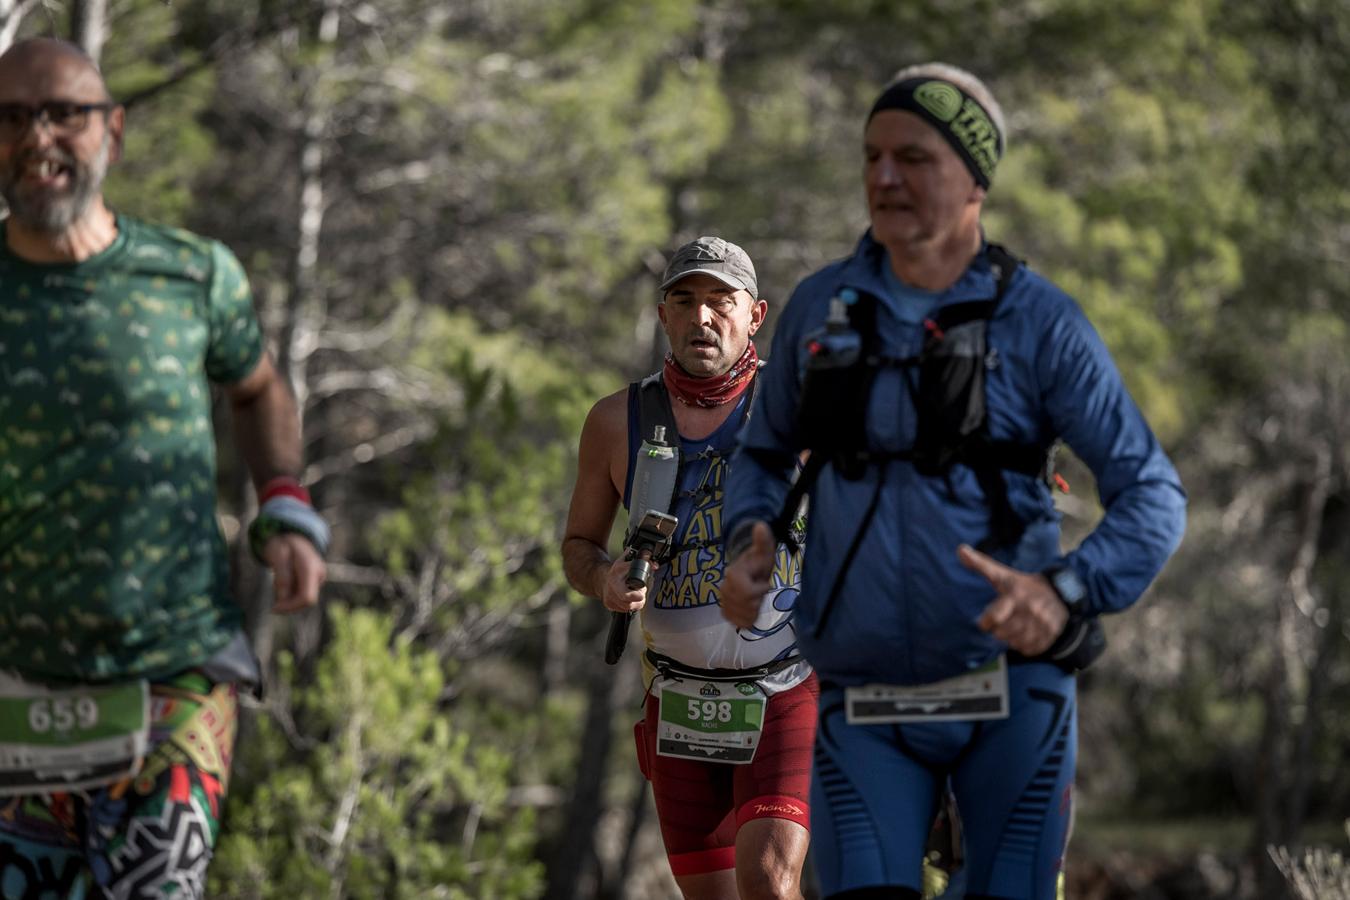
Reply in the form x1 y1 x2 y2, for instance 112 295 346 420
622 379 807 685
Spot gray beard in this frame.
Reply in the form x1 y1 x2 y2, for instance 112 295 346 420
0 135 110 234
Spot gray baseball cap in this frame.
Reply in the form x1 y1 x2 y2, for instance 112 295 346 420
659 236 758 298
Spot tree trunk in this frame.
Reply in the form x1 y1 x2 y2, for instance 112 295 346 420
1253 444 1332 896
1285 484 1346 839
1253 658 1291 893
247 1 340 673
543 632 625 900
0 0 43 55
68 0 107 65
599 768 652 900
543 593 572 698
277 2 338 421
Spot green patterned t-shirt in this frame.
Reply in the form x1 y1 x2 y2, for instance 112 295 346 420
0 215 264 683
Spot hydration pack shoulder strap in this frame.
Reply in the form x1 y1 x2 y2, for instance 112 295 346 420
629 372 761 534
927 242 1018 331
628 372 682 537
776 245 1043 608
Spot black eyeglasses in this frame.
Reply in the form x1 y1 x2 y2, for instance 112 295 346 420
0 102 116 140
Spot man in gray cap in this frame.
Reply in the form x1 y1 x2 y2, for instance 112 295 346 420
563 237 817 899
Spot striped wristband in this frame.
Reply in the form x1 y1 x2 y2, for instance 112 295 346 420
259 476 312 506
248 478 331 561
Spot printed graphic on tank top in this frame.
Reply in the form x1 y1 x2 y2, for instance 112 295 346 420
624 389 804 679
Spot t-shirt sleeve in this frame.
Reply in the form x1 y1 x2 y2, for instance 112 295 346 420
204 241 265 383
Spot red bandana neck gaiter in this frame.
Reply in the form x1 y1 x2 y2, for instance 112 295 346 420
663 342 760 408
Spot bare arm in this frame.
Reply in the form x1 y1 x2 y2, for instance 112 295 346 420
224 351 302 490
561 391 646 612
224 351 324 612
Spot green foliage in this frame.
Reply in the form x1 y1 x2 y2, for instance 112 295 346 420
210 606 544 899
983 12 1260 440
456 1 732 342
96 1 220 227
368 307 607 615
45 0 1347 892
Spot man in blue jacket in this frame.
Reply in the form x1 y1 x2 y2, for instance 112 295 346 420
719 62 1186 900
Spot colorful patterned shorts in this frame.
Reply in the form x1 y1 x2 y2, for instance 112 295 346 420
0 672 238 900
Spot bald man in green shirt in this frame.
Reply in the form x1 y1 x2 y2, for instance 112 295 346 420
0 37 326 898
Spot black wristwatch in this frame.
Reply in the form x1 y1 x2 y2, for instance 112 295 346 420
1043 565 1088 611
1040 565 1106 673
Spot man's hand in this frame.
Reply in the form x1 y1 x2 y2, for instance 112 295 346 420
602 555 650 614
959 544 1068 657
263 533 326 613
720 521 775 629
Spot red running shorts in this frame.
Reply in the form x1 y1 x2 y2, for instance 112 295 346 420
635 672 818 876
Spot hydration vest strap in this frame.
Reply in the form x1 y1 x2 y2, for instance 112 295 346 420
780 242 1053 639
972 464 1025 552
931 297 998 330
811 464 888 639
985 243 1019 302
960 437 1053 478
962 243 1033 552
628 372 682 536
838 292 882 476
637 371 679 450
630 372 762 524
768 452 827 548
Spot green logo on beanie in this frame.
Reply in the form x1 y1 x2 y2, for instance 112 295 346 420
913 81 963 121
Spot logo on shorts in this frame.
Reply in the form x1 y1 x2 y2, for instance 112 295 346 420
753 801 804 817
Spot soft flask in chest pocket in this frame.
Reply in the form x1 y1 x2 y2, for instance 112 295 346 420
912 307 993 477
796 290 872 478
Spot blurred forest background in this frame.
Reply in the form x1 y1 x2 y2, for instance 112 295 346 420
4 0 1349 897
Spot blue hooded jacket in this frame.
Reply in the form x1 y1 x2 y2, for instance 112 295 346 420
724 231 1187 687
